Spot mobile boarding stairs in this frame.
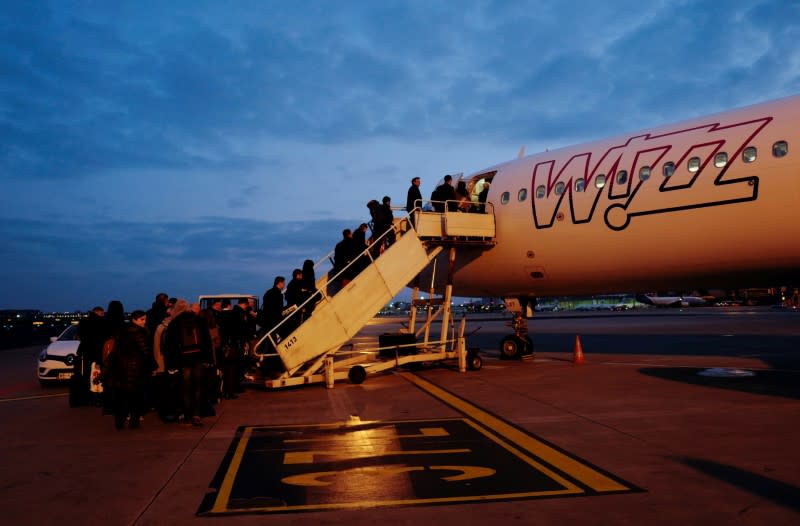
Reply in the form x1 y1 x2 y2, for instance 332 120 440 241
252 202 496 389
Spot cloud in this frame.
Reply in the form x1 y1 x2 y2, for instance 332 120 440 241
0 215 356 311
1 0 798 310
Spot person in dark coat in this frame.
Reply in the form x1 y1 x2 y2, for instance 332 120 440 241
380 196 396 247
163 299 212 426
218 298 250 399
145 293 170 335
74 306 105 405
478 181 491 213
300 259 319 319
261 276 286 335
431 174 456 212
285 268 304 310
258 276 287 378
351 223 370 276
332 229 355 286
106 310 154 430
406 177 422 227
100 300 127 414
283 268 305 333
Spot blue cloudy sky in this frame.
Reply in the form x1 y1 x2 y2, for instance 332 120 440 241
2 0 798 311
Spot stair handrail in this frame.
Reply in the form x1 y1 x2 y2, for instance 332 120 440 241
253 209 422 356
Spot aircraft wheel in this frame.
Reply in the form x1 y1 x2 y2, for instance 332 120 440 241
467 352 483 371
499 335 525 360
348 365 367 384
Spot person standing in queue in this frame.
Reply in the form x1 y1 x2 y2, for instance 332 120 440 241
406 177 422 228
478 181 490 213
331 229 354 293
259 276 287 378
300 259 319 320
106 310 154 430
73 306 105 407
261 276 286 336
431 174 456 212
164 299 212 426
219 298 251 400
284 268 304 332
380 196 396 247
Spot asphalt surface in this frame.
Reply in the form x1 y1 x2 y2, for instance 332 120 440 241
1 307 799 525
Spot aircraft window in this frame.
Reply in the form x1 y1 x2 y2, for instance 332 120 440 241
714 152 728 168
575 178 585 192
773 140 788 158
518 188 528 201
500 191 510 204
616 170 628 184
554 182 565 196
595 174 606 188
535 185 546 199
687 156 701 173
663 162 675 177
639 166 651 181
742 146 757 163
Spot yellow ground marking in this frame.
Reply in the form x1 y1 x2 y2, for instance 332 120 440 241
210 427 253 514
283 426 449 443
435 465 496 481
399 372 630 493
214 489 579 514
283 466 425 486
281 465 496 487
284 448 471 464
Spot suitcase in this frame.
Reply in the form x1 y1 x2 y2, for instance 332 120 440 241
378 332 417 358
200 365 222 416
155 372 183 422
68 371 87 407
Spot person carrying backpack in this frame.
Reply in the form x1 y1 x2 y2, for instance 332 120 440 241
163 299 212 426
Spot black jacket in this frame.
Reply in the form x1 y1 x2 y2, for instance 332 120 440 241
432 182 456 212
261 287 285 332
406 184 422 212
106 324 153 391
163 312 212 369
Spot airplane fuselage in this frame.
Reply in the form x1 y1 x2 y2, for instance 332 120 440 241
439 95 800 298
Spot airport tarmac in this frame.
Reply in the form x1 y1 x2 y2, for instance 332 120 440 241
1 307 798 525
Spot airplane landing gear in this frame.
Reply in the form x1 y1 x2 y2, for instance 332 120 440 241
499 333 533 359
499 298 535 360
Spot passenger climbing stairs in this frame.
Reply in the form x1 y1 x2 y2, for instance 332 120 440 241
252 204 496 388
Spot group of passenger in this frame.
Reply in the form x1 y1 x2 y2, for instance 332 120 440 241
425 174 490 213
73 293 258 430
70 174 492 431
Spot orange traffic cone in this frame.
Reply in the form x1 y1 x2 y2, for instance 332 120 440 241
573 335 585 364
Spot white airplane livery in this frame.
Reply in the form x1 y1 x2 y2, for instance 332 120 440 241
418 94 800 356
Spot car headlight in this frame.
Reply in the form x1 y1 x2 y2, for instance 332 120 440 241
39 350 48 362
65 354 75 366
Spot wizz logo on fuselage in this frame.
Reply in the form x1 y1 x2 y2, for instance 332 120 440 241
531 116 771 231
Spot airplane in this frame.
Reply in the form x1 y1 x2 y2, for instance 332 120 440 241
416 94 800 358
634 294 708 308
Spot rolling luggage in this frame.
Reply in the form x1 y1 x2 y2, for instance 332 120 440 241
378 332 417 358
155 371 183 422
68 371 87 407
200 365 222 417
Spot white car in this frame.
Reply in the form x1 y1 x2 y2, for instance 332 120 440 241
37 324 80 385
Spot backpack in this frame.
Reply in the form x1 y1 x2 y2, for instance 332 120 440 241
178 316 201 355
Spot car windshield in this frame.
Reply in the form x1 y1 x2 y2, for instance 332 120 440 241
58 324 80 341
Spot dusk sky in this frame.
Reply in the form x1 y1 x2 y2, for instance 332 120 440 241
2 0 799 312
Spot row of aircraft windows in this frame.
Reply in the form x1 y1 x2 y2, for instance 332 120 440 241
499 140 789 204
